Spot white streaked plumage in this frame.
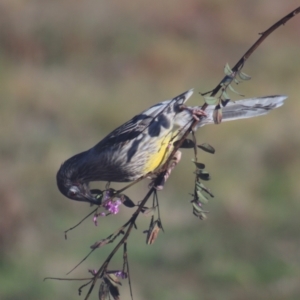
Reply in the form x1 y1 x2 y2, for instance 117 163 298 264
57 89 287 203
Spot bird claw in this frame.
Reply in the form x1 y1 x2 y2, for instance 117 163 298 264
179 105 207 121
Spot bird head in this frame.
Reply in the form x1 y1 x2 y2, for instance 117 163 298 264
56 155 100 205
59 180 99 204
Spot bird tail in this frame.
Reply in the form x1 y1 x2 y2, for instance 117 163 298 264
199 95 287 127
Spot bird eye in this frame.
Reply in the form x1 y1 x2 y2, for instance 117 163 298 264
68 187 79 197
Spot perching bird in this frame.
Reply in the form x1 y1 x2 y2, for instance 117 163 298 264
56 89 286 204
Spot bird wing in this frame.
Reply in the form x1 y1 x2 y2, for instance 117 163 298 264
93 89 194 151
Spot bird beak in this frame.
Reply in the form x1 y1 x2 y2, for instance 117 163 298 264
83 193 101 205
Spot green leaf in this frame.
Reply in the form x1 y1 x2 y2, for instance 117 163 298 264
238 71 251 80
91 189 103 203
192 201 204 213
192 204 208 220
196 181 214 197
141 206 156 216
234 78 240 84
192 160 205 169
193 210 199 218
196 181 204 192
196 170 211 181
221 98 230 107
224 63 233 76
203 96 219 105
197 191 209 204
199 212 207 220
221 90 230 103
228 84 244 96
197 143 215 154
221 76 233 85
121 195 135 208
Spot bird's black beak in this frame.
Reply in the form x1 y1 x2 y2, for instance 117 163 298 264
83 193 101 205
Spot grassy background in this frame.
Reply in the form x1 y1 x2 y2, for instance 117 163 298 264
1 1 300 299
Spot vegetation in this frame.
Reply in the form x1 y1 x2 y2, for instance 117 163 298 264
1 1 300 299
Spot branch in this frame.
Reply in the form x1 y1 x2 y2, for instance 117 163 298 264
47 6 300 300
82 8 300 297
163 6 300 170
202 6 300 103
83 187 156 300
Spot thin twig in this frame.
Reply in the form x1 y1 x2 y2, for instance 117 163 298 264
66 249 96 275
203 6 300 103
51 7 300 300
64 208 98 239
44 277 93 281
125 243 134 300
84 187 156 300
163 6 300 172
83 8 300 298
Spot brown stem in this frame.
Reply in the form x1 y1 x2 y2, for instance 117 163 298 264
65 7 300 299
164 6 300 169
84 187 155 300
203 6 300 107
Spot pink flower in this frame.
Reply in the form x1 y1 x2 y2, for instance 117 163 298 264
104 199 122 215
115 271 127 279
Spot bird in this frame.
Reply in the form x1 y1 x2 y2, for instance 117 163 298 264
56 89 287 204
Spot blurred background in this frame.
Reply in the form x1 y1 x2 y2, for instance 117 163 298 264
0 1 300 299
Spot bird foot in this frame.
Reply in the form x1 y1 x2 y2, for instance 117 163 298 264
180 105 207 121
